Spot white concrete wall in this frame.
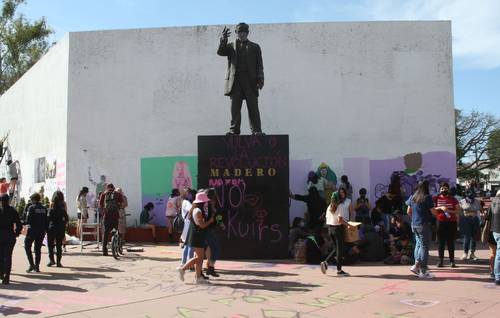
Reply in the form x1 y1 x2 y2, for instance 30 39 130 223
0 35 69 201
63 21 454 222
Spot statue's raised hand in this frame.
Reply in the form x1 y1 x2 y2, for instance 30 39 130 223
221 26 231 41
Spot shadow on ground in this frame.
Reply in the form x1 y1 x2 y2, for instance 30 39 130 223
215 269 299 277
212 278 320 292
0 306 41 316
2 280 87 292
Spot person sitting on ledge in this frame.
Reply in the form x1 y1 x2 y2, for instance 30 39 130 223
139 202 156 243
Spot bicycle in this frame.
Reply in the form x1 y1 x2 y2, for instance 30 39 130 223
111 227 124 259
109 213 131 259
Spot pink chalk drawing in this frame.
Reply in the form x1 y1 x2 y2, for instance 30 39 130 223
22 302 64 315
51 294 129 306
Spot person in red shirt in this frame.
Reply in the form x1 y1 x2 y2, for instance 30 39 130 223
433 182 460 267
98 183 124 256
0 178 9 195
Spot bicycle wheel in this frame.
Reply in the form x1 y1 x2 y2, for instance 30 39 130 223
111 233 120 259
118 236 124 255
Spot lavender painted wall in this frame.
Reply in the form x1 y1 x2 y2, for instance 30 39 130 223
345 151 456 205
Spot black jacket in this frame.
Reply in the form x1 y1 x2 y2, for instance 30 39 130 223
25 202 48 236
0 205 22 238
217 38 264 96
48 206 69 233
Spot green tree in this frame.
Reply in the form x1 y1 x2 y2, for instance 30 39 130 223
486 129 500 164
456 109 500 182
0 0 52 94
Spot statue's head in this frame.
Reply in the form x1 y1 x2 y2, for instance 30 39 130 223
235 22 249 41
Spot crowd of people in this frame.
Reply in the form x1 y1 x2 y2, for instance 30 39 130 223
1 170 500 286
289 171 500 284
0 190 69 284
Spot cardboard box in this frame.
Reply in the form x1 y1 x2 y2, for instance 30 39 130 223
344 221 362 242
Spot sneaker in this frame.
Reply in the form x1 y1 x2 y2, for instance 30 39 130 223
34 267 40 273
177 267 185 282
47 261 55 267
490 272 495 278
461 253 468 260
56 263 63 268
195 277 210 285
418 270 434 279
436 259 444 268
409 265 420 276
337 270 349 276
200 273 209 280
206 267 220 277
495 280 500 286
26 266 34 273
320 261 328 275
469 253 478 261
450 261 457 268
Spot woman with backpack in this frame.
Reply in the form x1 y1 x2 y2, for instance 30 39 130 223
47 191 69 267
165 188 181 243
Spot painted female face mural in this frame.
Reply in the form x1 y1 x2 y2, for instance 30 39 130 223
316 162 337 184
172 161 193 189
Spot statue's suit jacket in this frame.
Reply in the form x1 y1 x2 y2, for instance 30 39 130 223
217 39 264 96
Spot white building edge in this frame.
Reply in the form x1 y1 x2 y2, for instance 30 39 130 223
0 21 456 225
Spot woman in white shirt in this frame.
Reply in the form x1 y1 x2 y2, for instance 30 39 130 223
320 188 354 276
76 187 89 232
180 189 196 266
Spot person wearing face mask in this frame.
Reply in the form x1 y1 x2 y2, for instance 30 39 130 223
217 22 265 135
459 188 481 261
433 182 460 268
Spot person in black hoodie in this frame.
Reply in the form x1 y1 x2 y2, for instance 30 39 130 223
24 192 48 273
47 191 69 267
0 194 22 284
290 187 327 230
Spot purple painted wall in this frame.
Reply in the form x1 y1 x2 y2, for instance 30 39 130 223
345 151 456 205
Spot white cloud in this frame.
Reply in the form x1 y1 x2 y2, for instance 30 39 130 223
365 0 500 69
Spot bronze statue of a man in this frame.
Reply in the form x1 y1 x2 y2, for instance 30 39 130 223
217 22 264 135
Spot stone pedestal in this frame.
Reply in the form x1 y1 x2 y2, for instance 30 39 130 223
198 135 289 259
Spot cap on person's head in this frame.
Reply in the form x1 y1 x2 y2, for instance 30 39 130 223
116 187 123 193
193 192 210 204
235 22 249 33
107 183 115 190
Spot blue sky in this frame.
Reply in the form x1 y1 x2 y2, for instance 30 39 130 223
18 0 500 116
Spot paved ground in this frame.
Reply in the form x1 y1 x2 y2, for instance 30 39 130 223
1 238 499 318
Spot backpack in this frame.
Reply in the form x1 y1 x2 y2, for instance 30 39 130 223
104 192 120 219
173 212 185 233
